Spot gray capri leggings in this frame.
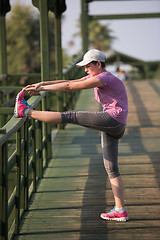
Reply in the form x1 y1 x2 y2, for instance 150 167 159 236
61 111 126 179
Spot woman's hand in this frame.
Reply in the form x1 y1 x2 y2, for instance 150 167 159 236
24 82 43 96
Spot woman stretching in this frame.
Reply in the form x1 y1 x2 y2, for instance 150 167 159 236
14 49 129 222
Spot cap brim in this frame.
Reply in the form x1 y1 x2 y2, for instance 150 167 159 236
76 59 92 67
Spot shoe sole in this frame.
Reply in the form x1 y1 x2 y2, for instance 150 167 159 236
100 215 129 222
14 90 23 118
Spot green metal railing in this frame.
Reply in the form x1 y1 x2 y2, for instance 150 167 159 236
0 54 84 240
0 92 51 240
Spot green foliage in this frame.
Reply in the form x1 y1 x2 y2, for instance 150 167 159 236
7 4 40 73
88 21 115 51
72 19 115 52
6 4 55 75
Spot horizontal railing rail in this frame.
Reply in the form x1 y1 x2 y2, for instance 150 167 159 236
0 53 84 240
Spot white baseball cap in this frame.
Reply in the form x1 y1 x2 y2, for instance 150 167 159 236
76 49 106 67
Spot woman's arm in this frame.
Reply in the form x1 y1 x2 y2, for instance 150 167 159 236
24 77 87 95
25 76 104 96
25 77 87 89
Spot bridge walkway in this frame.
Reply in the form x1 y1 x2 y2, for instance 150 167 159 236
14 80 160 240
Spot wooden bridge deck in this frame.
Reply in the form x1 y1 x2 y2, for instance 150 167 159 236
14 80 160 240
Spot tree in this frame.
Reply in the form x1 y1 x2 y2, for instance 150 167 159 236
88 20 115 51
6 4 55 75
69 19 115 53
7 4 40 74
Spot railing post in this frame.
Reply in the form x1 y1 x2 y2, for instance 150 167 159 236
39 0 50 80
81 0 89 53
54 20 64 125
54 13 63 113
37 120 43 179
0 14 7 127
0 143 8 240
37 102 43 179
0 0 10 80
15 129 21 235
39 0 51 165
24 120 29 211
32 119 37 192
46 94 52 163
0 15 7 76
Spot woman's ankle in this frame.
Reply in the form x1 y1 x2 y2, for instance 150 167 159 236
27 109 32 117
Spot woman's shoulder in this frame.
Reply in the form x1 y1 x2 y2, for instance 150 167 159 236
96 71 115 85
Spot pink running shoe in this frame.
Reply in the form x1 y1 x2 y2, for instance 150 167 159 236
14 90 30 118
100 207 129 222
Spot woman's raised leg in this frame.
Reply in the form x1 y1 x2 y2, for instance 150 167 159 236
28 109 62 124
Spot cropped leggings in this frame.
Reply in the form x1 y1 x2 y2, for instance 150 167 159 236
61 111 126 179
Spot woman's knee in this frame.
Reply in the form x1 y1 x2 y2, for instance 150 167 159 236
103 159 120 179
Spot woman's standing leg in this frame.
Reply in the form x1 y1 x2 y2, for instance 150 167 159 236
101 132 125 208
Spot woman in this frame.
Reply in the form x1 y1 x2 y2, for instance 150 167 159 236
14 49 129 222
